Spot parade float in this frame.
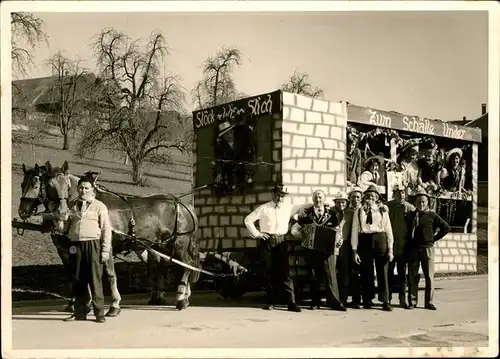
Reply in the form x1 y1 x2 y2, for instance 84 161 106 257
192 90 482 298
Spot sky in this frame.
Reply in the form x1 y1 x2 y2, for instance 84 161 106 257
20 10 488 122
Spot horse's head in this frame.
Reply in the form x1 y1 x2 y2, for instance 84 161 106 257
18 163 46 220
44 160 73 221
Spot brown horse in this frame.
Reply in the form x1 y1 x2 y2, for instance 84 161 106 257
19 161 201 310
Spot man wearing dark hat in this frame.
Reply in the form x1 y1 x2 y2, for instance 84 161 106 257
351 185 394 311
386 184 415 309
406 191 450 310
244 184 302 312
338 187 364 308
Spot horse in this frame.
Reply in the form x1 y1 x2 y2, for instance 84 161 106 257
18 163 122 315
41 160 200 309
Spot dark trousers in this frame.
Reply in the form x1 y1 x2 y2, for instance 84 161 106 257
388 256 408 303
70 239 105 317
337 241 361 304
305 250 342 307
408 246 435 306
260 237 295 305
358 233 390 305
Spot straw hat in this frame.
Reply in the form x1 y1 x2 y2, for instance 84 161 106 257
334 191 349 202
217 121 235 138
363 155 385 169
348 186 364 197
445 148 463 163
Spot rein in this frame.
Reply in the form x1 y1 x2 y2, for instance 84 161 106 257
94 184 198 243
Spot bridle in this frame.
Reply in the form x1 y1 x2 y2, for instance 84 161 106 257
20 173 46 216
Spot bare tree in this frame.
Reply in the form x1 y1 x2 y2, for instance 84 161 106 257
77 28 189 186
192 46 242 109
44 52 91 150
281 70 324 98
11 12 48 78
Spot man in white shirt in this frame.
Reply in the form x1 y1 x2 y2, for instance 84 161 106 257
351 185 395 311
244 184 301 312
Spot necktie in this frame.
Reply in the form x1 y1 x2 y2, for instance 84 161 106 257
366 207 373 225
81 201 87 213
412 213 420 239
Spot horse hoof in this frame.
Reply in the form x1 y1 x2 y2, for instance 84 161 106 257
105 307 121 317
176 298 189 311
148 298 160 305
63 304 74 313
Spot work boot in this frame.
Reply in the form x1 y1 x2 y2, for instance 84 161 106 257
399 297 409 309
63 314 86 322
425 303 437 311
329 303 347 312
105 307 121 317
287 302 302 312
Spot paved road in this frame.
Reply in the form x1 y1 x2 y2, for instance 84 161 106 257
7 276 492 352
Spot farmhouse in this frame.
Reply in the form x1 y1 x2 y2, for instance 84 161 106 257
12 73 98 125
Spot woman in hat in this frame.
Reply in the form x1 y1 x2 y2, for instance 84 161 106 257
350 185 394 311
399 145 420 189
436 148 467 224
437 148 465 192
357 155 386 194
417 148 440 193
347 133 363 187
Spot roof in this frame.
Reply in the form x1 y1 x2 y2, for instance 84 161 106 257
464 113 488 140
12 73 97 111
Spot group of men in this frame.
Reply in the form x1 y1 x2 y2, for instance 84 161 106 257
244 183 451 313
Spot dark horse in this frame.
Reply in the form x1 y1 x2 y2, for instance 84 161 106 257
18 161 200 310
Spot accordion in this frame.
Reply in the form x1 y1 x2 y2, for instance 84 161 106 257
299 223 338 254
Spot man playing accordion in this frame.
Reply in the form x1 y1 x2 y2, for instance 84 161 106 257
296 190 347 312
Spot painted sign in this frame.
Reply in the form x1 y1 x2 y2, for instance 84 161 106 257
192 90 282 130
347 105 482 143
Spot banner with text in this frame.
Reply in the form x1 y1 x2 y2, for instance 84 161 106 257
192 90 282 131
346 105 482 143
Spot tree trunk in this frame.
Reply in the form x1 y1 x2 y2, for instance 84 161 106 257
63 132 70 150
131 158 146 186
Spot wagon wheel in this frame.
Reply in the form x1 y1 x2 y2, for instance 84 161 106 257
213 252 251 300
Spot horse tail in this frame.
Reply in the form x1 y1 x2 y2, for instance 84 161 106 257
182 202 200 284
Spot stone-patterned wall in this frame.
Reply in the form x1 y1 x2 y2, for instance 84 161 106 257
434 233 477 272
280 92 347 205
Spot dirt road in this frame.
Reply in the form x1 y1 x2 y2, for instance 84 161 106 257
5 275 494 357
